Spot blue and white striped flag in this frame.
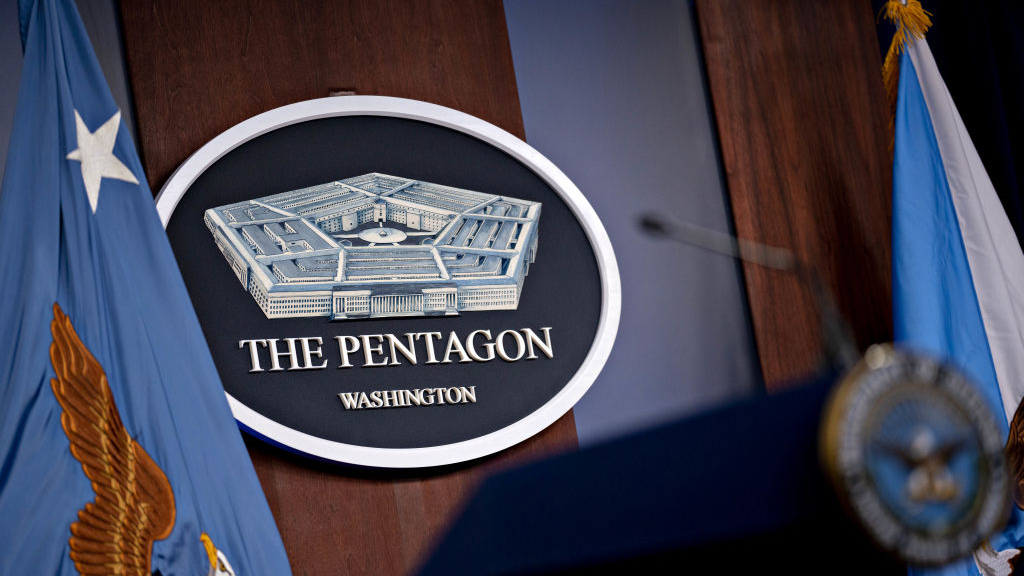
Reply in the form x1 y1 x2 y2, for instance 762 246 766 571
893 30 1024 576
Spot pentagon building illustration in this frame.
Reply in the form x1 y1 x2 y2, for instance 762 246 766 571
203 173 541 320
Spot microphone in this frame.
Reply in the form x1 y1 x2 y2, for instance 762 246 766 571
639 214 860 372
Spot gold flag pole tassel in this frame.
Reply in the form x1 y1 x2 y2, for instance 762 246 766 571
881 0 933 149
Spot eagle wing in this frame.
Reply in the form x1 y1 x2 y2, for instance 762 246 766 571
1005 400 1024 510
49 304 176 576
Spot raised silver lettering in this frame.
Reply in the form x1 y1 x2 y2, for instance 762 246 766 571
495 330 526 362
523 327 554 359
238 339 268 372
442 332 472 364
298 337 329 370
416 332 444 364
335 335 360 368
466 330 496 362
387 333 418 366
338 392 359 409
361 335 389 367
445 387 463 404
266 338 301 371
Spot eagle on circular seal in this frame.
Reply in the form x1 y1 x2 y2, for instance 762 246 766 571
821 344 1010 566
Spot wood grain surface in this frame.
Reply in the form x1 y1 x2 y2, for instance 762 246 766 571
117 1 577 575
696 0 893 389
244 416 576 576
119 0 526 191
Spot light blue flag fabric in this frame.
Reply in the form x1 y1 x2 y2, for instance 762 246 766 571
893 35 1024 576
0 0 294 574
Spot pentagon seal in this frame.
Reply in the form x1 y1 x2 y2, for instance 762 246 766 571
821 344 1010 565
156 96 620 468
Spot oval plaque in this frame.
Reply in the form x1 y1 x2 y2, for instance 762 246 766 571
157 96 620 468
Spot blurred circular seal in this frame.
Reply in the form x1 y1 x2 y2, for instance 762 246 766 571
821 344 1010 565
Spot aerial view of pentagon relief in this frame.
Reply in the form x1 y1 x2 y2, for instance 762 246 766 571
203 173 541 321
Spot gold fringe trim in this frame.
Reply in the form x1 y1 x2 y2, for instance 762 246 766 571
881 0 932 149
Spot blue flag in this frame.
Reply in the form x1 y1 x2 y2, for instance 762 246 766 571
0 0 293 574
892 26 1024 576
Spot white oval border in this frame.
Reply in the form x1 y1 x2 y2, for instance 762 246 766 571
156 96 621 468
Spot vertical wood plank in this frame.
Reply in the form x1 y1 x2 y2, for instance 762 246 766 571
696 0 893 389
244 415 576 576
117 1 578 574
119 0 526 191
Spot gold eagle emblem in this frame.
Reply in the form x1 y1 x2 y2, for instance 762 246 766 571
973 401 1024 575
49 303 176 576
1006 403 1024 511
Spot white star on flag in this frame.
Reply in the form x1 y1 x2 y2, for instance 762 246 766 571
66 109 139 212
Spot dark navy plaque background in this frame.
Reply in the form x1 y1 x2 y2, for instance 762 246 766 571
166 116 602 450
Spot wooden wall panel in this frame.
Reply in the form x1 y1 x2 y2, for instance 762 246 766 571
243 418 576 576
696 0 893 389
119 0 526 190
117 1 577 574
